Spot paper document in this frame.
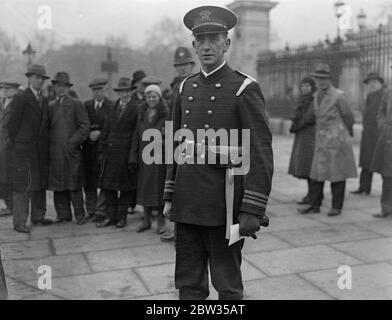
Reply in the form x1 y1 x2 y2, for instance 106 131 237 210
228 224 245 246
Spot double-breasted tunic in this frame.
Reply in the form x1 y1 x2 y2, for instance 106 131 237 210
163 64 274 226
371 89 392 177
98 99 138 191
7 88 49 192
129 101 169 207
82 98 113 189
288 93 316 179
359 89 384 170
48 95 90 191
310 86 357 182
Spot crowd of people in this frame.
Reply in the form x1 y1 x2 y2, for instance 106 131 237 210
289 66 392 218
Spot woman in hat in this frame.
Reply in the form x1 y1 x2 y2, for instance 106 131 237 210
288 77 317 205
129 84 170 233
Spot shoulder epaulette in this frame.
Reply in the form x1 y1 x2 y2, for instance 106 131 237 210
179 73 199 95
235 70 257 97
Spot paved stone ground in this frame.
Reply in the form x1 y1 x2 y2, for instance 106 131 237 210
1 135 391 300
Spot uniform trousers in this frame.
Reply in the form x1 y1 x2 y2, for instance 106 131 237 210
381 176 392 215
175 223 244 300
309 180 346 210
0 252 7 300
53 190 86 220
359 168 373 194
83 188 106 217
13 190 46 228
103 189 132 222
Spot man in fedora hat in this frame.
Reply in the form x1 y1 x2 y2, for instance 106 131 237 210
351 72 385 196
48 72 90 225
0 81 20 217
301 64 357 217
131 70 147 107
163 6 273 300
7 64 52 233
97 77 138 228
82 78 113 222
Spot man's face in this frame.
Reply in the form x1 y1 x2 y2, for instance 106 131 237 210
29 75 46 91
175 62 194 78
367 79 383 93
118 89 132 102
193 33 230 72
55 83 70 97
135 80 145 93
5 87 18 98
92 87 106 101
315 78 331 90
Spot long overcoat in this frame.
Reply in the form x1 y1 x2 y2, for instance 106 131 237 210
98 99 138 191
0 99 11 184
7 88 49 192
48 95 90 191
82 97 113 189
370 89 392 177
129 101 169 207
288 93 316 179
359 88 384 169
310 86 357 182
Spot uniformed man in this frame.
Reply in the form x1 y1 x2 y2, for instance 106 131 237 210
83 78 113 222
163 6 273 300
160 47 196 242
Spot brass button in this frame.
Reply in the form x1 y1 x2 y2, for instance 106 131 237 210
188 96 194 101
193 83 198 88
185 110 190 115
204 124 210 129
183 124 188 128
207 110 213 115
215 83 221 88
210 96 216 101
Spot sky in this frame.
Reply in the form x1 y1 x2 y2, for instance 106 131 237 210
0 0 390 50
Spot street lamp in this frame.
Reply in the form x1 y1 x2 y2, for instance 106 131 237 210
357 8 367 31
22 43 36 67
334 0 345 41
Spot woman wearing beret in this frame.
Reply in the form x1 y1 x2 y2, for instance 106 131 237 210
288 77 317 205
129 85 170 233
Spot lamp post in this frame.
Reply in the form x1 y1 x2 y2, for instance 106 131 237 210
101 47 118 99
22 43 36 68
357 8 367 32
334 0 345 42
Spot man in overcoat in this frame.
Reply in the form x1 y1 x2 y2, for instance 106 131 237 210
0 251 7 300
370 87 392 218
7 65 52 233
352 73 385 195
97 78 138 228
82 78 113 222
163 6 273 300
48 72 90 225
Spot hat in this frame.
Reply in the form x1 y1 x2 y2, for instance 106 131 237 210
141 75 162 86
312 64 332 79
114 77 133 92
131 70 147 87
174 47 195 66
363 72 384 84
2 81 20 89
25 64 50 79
89 78 108 89
145 84 162 98
184 5 237 36
51 72 73 87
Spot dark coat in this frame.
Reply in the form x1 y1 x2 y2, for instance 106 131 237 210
129 101 169 207
371 89 392 177
48 95 90 191
7 88 49 192
0 251 7 300
0 99 12 184
98 99 138 191
163 64 274 226
359 89 384 169
288 93 316 179
82 97 113 189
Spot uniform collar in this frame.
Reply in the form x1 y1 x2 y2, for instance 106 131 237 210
201 61 226 78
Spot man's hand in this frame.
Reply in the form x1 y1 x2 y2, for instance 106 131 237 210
163 201 172 219
89 130 101 142
128 162 138 174
239 213 261 238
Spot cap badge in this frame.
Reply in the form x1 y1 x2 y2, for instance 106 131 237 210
200 10 211 22
179 51 185 57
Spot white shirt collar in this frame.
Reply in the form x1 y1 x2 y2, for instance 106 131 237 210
29 86 39 98
201 61 226 78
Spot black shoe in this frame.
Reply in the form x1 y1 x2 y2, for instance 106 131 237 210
14 225 30 233
327 209 342 216
350 189 370 195
55 217 72 223
76 217 87 225
32 219 53 226
86 214 95 221
116 220 127 228
373 212 390 218
298 206 320 214
92 214 105 222
297 196 310 205
96 219 115 228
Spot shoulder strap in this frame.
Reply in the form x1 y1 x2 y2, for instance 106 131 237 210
179 73 199 95
235 70 257 97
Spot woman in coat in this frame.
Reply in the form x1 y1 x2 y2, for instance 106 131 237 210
288 77 317 205
97 78 138 229
130 85 169 233
301 64 357 216
370 89 392 218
